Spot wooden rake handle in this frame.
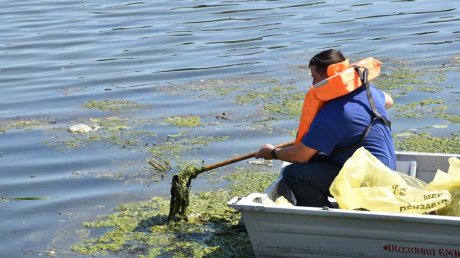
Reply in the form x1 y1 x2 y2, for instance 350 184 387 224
202 141 294 172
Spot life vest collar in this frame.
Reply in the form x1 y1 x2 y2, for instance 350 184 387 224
327 59 349 77
312 59 350 89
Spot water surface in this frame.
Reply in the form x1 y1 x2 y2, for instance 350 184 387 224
1 0 459 257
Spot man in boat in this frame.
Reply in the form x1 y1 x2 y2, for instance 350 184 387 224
255 49 396 207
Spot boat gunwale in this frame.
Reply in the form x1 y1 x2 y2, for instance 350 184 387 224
228 197 460 225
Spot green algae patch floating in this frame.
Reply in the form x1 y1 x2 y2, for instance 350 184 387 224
149 135 229 160
83 100 149 111
235 92 272 104
161 77 284 99
158 76 305 122
394 98 460 124
417 85 444 93
371 60 451 97
89 116 131 132
234 88 303 119
437 114 460 124
165 116 202 127
264 95 303 117
149 141 191 161
395 98 446 118
71 170 278 257
9 119 41 128
394 132 460 154
375 67 424 91
0 117 53 133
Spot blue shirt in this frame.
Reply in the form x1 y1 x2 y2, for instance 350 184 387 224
301 84 396 170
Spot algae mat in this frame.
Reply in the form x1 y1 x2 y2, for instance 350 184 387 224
71 171 277 257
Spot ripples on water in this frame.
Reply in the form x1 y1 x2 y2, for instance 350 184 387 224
1 0 459 257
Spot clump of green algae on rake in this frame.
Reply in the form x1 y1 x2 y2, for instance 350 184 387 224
167 141 293 221
168 165 205 221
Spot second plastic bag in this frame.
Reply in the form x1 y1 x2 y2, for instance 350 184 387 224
329 147 451 214
429 157 460 216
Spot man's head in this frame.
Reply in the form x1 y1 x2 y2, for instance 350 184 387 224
309 49 346 84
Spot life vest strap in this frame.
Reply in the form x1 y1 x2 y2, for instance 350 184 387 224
333 66 391 155
356 66 391 128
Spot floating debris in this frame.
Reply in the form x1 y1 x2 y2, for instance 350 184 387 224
1 196 49 202
432 124 448 129
248 159 273 167
216 112 231 120
68 124 99 133
148 157 171 172
394 132 414 138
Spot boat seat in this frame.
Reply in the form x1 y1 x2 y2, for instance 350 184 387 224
395 160 417 177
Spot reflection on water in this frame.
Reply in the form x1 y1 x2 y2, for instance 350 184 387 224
0 0 459 257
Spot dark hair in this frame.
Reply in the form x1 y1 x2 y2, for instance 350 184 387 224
309 49 346 76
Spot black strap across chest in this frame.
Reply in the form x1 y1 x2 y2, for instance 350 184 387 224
333 66 391 155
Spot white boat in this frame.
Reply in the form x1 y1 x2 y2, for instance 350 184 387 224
228 151 460 258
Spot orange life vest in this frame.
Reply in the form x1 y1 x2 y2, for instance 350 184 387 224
295 57 382 144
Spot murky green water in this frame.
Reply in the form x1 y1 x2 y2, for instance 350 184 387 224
1 0 459 257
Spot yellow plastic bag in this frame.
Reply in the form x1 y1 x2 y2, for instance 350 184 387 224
329 147 451 214
429 157 460 216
